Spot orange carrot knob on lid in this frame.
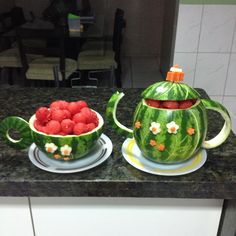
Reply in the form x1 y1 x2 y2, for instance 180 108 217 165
166 65 184 82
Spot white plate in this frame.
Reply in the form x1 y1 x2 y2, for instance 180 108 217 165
122 138 207 176
28 134 113 174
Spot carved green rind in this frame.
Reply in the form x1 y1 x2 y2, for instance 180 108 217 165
142 81 201 101
133 100 207 164
0 116 32 149
201 99 230 118
201 99 232 149
29 113 103 160
0 112 104 161
106 91 133 138
31 128 102 160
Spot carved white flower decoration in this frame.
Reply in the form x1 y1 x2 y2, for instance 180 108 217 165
60 145 72 156
166 121 179 134
149 122 161 135
45 143 58 153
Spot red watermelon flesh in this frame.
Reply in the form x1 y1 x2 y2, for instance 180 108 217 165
179 100 194 109
33 100 99 135
162 101 179 109
145 99 161 108
145 99 196 109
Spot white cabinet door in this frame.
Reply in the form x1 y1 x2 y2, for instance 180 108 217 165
31 197 223 236
0 197 34 236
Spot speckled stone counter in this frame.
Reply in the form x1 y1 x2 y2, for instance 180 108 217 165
0 87 236 198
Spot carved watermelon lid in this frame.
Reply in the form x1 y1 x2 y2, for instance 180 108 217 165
141 65 201 101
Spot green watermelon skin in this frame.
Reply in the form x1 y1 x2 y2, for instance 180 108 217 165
29 114 103 160
106 91 133 138
0 116 32 149
142 81 201 101
133 100 207 163
0 113 103 161
31 129 102 160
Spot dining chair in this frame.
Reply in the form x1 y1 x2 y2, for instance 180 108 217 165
76 9 126 88
16 26 77 87
0 7 44 86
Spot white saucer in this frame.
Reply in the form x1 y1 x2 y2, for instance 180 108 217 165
122 138 207 176
28 134 113 174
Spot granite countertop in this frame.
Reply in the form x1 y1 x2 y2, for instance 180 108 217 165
0 87 236 198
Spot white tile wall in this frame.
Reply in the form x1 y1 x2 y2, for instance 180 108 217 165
199 5 236 53
194 53 230 96
231 24 236 52
175 4 236 135
173 52 197 86
224 53 236 96
209 95 223 104
175 5 203 52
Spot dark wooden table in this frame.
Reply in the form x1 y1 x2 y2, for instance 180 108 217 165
2 15 104 39
2 15 105 59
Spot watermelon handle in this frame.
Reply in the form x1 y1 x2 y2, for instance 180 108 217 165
201 99 232 149
0 116 32 149
106 92 133 138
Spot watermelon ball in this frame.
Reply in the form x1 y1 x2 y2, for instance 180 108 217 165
80 107 91 116
68 102 81 115
145 99 161 108
45 120 61 134
179 100 194 109
87 123 96 132
61 119 75 135
51 109 67 122
77 100 88 111
73 122 88 135
35 107 51 123
162 101 179 109
89 110 99 126
50 101 59 110
50 100 69 110
34 120 46 133
80 107 98 125
73 112 87 123
59 100 69 109
63 109 72 119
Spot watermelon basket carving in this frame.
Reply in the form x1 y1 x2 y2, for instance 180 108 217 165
106 65 232 164
0 100 104 161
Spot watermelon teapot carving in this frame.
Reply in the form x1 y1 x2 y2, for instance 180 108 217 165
106 65 232 164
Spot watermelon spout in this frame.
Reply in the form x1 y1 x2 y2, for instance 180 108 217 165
106 92 133 138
